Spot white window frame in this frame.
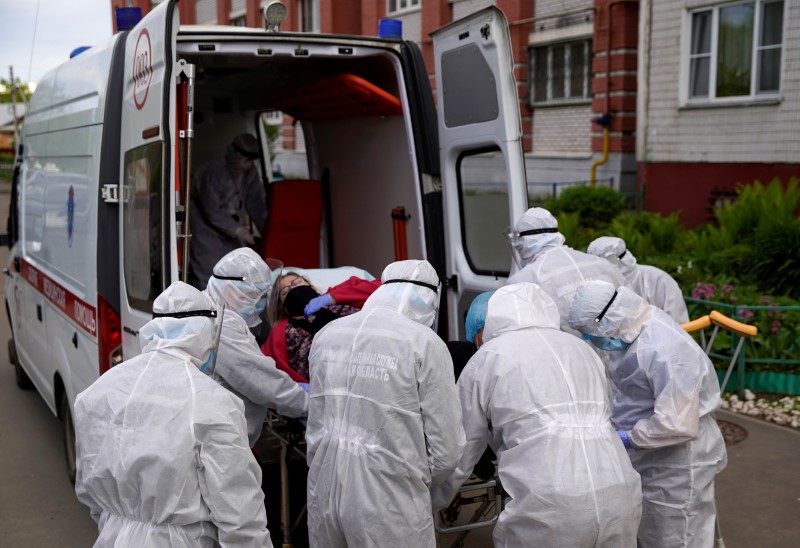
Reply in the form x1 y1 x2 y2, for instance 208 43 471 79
529 39 592 106
682 0 784 105
387 0 421 16
229 10 247 27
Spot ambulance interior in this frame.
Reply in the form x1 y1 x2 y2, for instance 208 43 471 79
180 45 428 280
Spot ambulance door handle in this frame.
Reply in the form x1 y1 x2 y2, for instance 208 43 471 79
72 332 78 349
36 304 42 322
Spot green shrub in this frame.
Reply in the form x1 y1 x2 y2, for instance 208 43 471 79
750 216 800 299
551 185 625 229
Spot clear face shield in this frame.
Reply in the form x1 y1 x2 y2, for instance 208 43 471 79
503 227 524 272
263 257 284 326
204 304 226 380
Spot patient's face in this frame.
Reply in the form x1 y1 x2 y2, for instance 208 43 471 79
278 274 310 305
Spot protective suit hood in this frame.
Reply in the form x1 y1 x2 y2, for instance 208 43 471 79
364 260 441 327
140 282 216 368
483 283 560 344
511 207 566 264
568 280 653 342
205 248 275 327
587 236 638 280
224 133 260 174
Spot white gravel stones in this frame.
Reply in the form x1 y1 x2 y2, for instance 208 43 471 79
721 390 800 430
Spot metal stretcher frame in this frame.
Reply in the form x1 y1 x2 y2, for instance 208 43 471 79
263 410 308 548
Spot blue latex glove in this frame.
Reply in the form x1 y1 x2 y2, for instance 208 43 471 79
304 293 334 317
617 430 632 449
298 382 311 393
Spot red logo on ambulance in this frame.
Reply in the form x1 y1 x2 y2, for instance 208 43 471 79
133 29 153 110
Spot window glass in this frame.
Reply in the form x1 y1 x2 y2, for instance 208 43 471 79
457 149 511 275
690 11 712 98
688 1 782 100
716 4 754 98
551 45 566 99
387 0 419 15
533 48 548 103
757 1 783 93
761 1 783 45
123 143 163 311
569 43 585 98
529 40 591 105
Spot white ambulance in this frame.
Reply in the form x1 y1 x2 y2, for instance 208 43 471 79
5 0 527 481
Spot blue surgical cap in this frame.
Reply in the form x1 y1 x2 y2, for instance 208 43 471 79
465 291 495 343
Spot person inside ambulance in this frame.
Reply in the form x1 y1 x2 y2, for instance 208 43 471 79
204 248 308 446
305 260 465 548
74 282 271 547
587 235 689 324
507 207 625 335
261 271 381 383
568 280 727 548
190 133 268 289
432 283 642 547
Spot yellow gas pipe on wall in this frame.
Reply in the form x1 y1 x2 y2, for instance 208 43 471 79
590 126 609 186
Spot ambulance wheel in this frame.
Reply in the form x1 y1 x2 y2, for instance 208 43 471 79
61 395 77 485
9 338 33 390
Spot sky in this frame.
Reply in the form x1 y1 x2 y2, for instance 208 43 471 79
0 0 113 88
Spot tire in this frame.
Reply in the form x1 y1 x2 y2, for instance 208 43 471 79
61 395 77 485
9 338 33 390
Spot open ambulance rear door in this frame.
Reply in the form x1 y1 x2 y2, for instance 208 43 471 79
118 0 179 357
431 7 529 340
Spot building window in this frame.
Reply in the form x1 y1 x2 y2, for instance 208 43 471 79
388 0 420 16
529 40 591 105
230 14 247 27
299 0 320 33
689 1 783 100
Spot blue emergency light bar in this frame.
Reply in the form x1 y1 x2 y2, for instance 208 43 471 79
116 7 143 32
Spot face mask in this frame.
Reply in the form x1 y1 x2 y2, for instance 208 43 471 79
582 334 631 352
255 296 267 317
284 285 319 317
199 350 215 373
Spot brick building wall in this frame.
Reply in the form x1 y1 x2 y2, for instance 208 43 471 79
638 0 800 226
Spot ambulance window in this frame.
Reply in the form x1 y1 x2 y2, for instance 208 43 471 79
122 143 164 311
456 148 511 276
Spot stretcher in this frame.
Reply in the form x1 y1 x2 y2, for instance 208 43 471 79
434 475 505 548
261 410 308 548
681 310 759 548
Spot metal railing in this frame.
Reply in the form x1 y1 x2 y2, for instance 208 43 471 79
685 297 800 396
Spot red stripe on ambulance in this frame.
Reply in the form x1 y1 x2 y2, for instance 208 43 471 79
20 259 98 337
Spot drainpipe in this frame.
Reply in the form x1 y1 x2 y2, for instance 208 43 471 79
591 0 637 186
591 115 611 185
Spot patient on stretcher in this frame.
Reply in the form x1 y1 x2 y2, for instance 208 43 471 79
261 269 381 382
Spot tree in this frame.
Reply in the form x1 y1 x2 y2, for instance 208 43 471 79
0 77 33 104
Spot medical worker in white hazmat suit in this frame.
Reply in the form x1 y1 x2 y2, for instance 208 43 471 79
507 207 624 335
74 282 270 547
587 236 689 323
432 283 642 547
305 259 466 548
569 280 727 548
204 247 308 446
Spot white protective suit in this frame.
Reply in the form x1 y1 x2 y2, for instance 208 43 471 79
587 236 689 323
74 282 270 547
205 248 308 446
569 281 727 548
306 260 466 548
507 207 625 335
432 283 642 547
190 134 268 288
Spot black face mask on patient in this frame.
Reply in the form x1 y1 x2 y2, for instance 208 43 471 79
283 285 320 318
